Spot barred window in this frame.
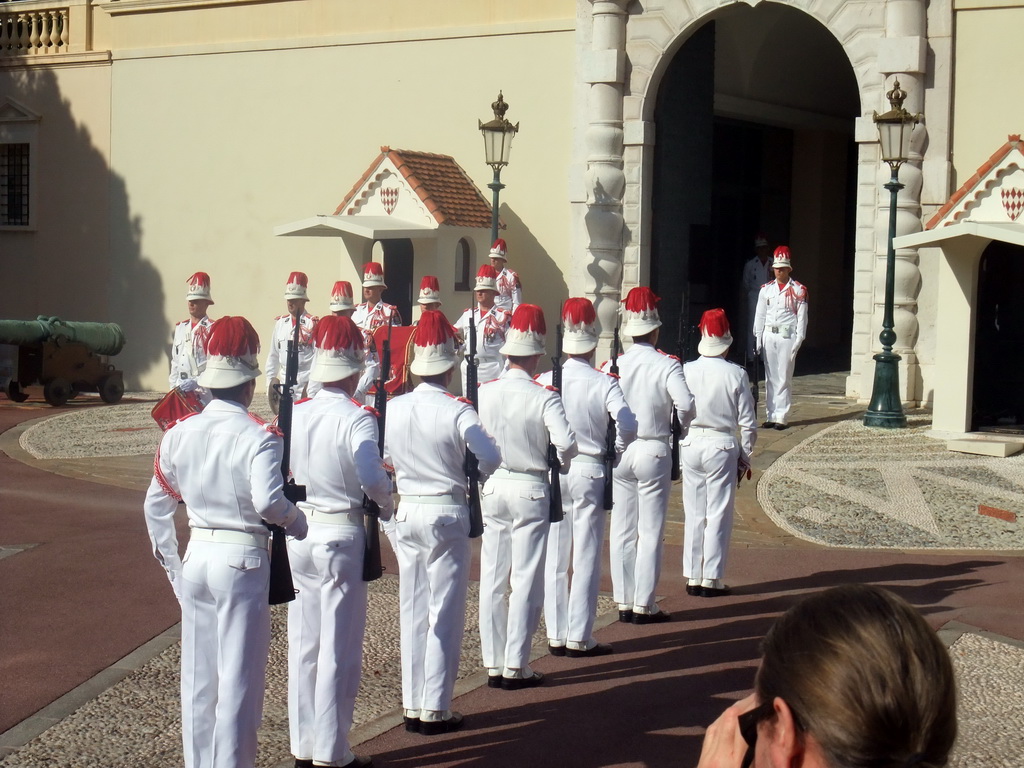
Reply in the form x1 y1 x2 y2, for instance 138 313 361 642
1 142 29 226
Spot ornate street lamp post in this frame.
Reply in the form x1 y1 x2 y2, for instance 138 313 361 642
863 79 920 428
479 92 519 243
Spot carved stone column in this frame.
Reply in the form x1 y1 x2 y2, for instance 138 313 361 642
583 0 629 344
875 0 927 404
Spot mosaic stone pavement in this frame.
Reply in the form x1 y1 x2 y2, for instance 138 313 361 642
758 414 1024 550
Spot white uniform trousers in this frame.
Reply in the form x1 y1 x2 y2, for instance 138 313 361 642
681 433 739 582
478 472 550 672
460 357 504 395
394 502 471 716
543 459 606 647
762 331 798 425
287 516 367 768
609 439 673 613
180 539 271 768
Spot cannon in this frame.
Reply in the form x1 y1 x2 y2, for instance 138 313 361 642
0 316 126 406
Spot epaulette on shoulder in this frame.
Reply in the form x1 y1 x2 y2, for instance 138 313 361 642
275 314 289 321
530 379 558 393
248 412 268 426
169 411 201 429
495 307 513 319
761 280 774 289
656 349 681 362
294 397 313 405
175 318 190 326
359 403 380 418
306 314 320 323
605 370 620 380
443 391 474 406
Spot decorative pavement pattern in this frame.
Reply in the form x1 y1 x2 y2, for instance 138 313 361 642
757 414 1024 550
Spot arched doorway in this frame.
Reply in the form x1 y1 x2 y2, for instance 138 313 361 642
648 3 859 370
973 240 1024 432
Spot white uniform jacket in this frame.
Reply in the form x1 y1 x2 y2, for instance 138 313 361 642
384 383 501 497
289 388 394 515
602 343 694 441
144 399 302 584
742 257 771 302
681 356 757 461
266 312 318 394
168 315 212 392
454 305 513 374
536 358 638 460
753 279 808 351
479 368 577 472
494 267 522 313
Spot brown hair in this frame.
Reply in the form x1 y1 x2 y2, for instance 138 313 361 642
755 584 957 768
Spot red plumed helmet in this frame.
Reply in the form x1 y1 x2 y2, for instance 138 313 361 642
411 310 458 376
772 246 792 269
314 315 363 352
330 280 354 311
198 316 261 388
362 261 387 287
185 272 214 303
562 297 598 354
474 264 498 292
418 275 442 305
284 271 310 300
310 315 364 383
500 304 547 356
697 308 733 357
489 238 508 259
621 287 662 336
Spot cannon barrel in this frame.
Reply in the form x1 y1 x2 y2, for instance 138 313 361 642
0 316 126 356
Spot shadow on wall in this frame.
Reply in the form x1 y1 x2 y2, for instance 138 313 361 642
497 204 568 370
0 67 165 391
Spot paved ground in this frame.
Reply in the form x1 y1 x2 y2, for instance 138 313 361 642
0 373 1022 767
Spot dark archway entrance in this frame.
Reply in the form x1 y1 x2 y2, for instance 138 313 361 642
650 4 859 372
376 239 414 323
973 240 1024 432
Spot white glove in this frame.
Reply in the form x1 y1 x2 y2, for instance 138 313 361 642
178 379 198 393
754 338 762 355
168 568 184 605
285 509 308 541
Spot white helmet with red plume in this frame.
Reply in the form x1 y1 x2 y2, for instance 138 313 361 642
562 297 598 354
473 264 498 293
621 287 662 336
410 310 458 376
329 281 355 312
197 316 261 388
772 246 792 270
489 238 508 262
417 275 442 306
310 315 365 383
284 271 310 301
500 304 547 357
362 261 387 288
185 272 214 304
697 308 733 357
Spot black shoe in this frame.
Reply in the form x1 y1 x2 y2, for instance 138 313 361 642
618 609 634 623
487 675 503 689
632 610 671 625
686 584 702 596
403 716 420 733
774 423 788 431
340 758 374 768
295 760 314 768
761 421 776 429
501 671 545 690
701 585 732 598
566 642 613 658
548 644 567 657
419 712 464 736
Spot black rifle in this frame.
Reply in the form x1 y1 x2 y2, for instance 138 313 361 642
464 310 484 538
602 322 621 511
670 300 687 482
547 322 564 523
745 344 760 419
270 313 306 605
362 321 390 582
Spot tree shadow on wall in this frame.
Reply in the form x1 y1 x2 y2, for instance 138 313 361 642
0 67 164 390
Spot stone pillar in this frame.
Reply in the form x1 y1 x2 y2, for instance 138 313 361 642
583 0 629 347
874 0 927 404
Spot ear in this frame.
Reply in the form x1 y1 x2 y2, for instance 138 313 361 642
764 697 809 768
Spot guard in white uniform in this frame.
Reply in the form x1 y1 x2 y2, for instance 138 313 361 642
144 316 308 768
328 280 376 404
603 287 693 624
454 265 512 394
488 238 522 313
286 315 393 768
680 309 756 598
384 310 501 735
352 262 401 405
478 304 576 689
168 272 215 403
740 233 772 356
753 246 808 429
537 298 637 657
267 272 319 412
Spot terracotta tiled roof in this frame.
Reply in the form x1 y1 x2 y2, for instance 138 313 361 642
334 146 495 229
927 134 1023 229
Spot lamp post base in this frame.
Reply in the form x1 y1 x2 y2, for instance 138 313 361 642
863 350 907 428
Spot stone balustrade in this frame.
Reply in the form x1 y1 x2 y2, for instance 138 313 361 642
0 4 69 56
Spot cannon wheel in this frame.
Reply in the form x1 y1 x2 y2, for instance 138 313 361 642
43 378 72 407
98 374 124 405
6 381 29 403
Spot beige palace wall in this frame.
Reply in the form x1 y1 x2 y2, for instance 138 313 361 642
105 17 575 389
